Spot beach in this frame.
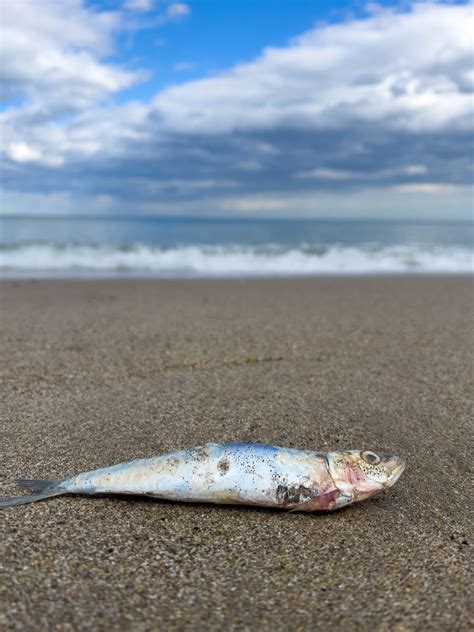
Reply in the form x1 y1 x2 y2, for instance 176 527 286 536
0 277 472 630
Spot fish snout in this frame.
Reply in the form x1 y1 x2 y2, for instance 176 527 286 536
385 455 406 488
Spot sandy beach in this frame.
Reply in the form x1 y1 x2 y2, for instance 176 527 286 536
0 277 472 631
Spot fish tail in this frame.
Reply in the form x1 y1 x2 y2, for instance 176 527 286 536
15 478 66 493
0 478 67 510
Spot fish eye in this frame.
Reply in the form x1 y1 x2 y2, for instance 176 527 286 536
361 451 381 465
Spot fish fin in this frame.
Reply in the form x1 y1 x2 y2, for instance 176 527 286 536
287 489 347 513
288 502 315 513
15 478 65 493
1 478 68 510
0 489 66 510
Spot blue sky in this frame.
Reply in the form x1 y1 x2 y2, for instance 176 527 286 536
112 0 406 96
1 0 472 219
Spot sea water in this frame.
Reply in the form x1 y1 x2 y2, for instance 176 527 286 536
0 216 472 277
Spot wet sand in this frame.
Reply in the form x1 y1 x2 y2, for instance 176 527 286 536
0 277 472 631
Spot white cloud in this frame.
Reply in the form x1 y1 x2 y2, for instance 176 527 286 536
150 2 472 135
298 165 430 181
0 1 136 105
166 3 190 19
6 142 64 167
0 0 144 166
404 165 428 176
298 168 357 180
7 142 43 164
124 0 154 10
155 2 191 25
393 183 458 193
0 0 140 149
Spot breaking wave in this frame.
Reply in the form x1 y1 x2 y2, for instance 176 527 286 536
0 242 472 277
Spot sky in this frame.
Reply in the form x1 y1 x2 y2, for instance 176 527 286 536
0 0 473 220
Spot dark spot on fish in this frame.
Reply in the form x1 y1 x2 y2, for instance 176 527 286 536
276 484 314 506
192 446 209 461
245 463 257 475
218 459 230 474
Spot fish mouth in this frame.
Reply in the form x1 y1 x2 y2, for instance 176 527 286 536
385 457 406 488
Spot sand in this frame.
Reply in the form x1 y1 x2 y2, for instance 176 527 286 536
0 277 472 631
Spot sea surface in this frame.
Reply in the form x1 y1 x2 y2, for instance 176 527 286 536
0 216 472 277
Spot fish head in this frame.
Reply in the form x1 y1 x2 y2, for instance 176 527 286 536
326 450 405 503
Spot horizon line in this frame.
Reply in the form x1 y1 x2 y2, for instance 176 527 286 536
1 214 472 224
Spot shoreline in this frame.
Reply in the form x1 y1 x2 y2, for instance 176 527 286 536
1 271 472 280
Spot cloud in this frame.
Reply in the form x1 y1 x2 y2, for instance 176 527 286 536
6 142 64 167
123 0 154 10
298 168 359 181
154 2 191 25
0 1 472 219
0 2 132 171
150 2 471 135
1 1 136 107
393 183 457 193
2 183 471 221
7 143 43 165
172 61 195 72
165 3 191 19
298 165 430 180
0 0 142 166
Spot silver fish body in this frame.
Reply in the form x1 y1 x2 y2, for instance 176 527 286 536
0 443 405 511
66 443 345 511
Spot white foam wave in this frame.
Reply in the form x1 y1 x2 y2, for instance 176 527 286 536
0 242 472 276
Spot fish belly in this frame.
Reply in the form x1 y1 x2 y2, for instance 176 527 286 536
65 443 337 509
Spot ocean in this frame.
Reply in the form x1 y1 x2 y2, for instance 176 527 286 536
0 216 472 277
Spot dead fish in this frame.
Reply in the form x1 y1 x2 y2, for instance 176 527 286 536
0 443 405 511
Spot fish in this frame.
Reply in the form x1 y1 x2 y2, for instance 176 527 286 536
0 443 405 511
